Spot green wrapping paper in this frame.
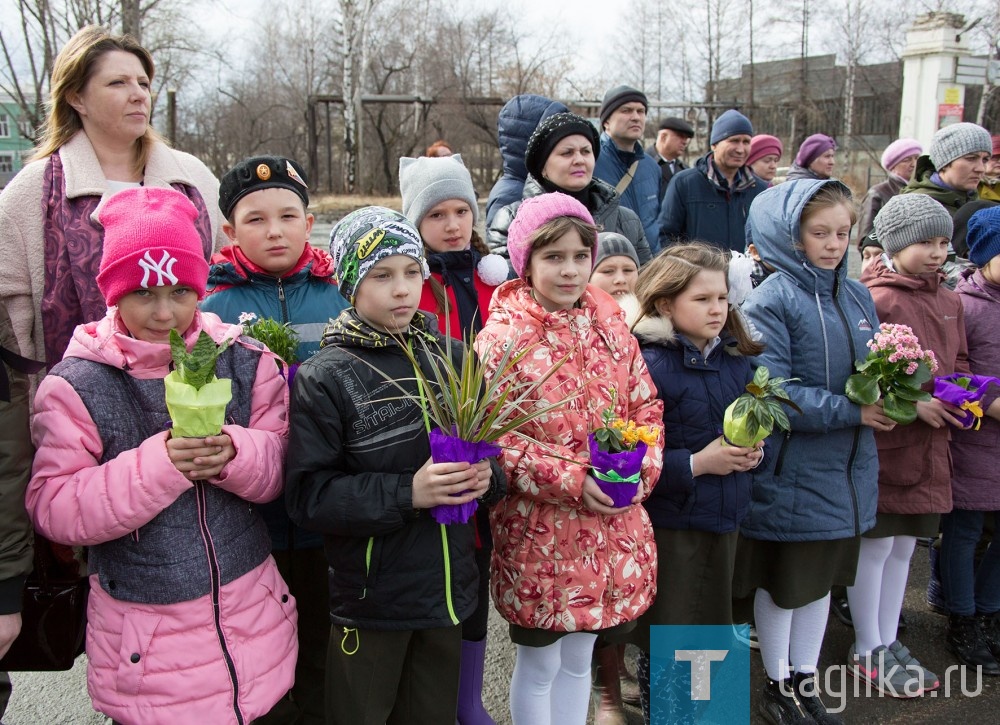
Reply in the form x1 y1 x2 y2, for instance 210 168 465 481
164 371 232 437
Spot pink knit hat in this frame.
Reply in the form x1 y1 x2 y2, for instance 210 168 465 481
747 134 783 167
881 138 922 173
507 192 596 279
96 187 209 307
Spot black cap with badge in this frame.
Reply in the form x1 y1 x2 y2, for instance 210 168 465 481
219 155 310 219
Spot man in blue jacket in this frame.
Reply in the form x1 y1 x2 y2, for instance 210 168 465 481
658 109 766 253
593 85 662 255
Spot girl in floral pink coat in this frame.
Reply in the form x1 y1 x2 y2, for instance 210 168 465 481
474 193 662 725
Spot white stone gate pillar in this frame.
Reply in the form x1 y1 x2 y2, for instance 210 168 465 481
898 12 972 150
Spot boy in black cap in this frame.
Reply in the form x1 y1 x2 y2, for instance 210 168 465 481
201 155 348 725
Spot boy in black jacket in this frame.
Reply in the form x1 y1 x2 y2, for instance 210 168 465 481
285 207 505 725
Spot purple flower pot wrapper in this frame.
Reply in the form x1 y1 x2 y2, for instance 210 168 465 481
933 374 1000 429
589 435 647 509
285 363 300 390
427 427 502 525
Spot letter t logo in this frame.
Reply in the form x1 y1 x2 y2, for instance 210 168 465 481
675 649 729 701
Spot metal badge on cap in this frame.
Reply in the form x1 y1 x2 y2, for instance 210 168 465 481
286 161 308 187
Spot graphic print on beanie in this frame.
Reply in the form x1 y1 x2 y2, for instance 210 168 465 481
138 250 179 288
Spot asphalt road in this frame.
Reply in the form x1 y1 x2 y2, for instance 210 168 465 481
5 542 997 724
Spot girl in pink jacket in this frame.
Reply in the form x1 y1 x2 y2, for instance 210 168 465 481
26 187 296 725
474 193 663 725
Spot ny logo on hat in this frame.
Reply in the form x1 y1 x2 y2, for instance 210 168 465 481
138 250 179 288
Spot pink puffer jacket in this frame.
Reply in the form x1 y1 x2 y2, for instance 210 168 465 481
26 310 296 724
475 281 663 633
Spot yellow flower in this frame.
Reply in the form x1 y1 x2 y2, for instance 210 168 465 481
637 426 659 446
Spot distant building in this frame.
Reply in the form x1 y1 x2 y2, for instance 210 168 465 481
709 54 902 160
0 96 36 187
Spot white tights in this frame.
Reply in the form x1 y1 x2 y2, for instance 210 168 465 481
509 632 598 725
754 588 830 681
847 535 916 655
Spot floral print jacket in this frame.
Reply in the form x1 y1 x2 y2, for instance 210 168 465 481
474 280 663 632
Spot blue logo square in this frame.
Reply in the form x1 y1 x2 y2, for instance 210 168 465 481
649 624 751 725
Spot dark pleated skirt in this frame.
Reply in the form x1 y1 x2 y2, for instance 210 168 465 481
864 512 940 539
733 534 862 609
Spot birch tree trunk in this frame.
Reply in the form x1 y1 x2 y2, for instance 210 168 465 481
340 0 377 193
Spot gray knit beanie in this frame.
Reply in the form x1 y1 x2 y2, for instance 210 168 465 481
928 122 992 171
874 194 954 256
594 232 640 270
399 154 479 229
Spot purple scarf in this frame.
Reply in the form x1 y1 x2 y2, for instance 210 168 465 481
40 150 214 367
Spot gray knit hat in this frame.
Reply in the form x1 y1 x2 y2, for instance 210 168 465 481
399 154 479 229
594 232 640 270
928 122 992 170
873 194 954 256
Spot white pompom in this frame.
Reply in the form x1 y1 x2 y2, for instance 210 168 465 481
477 254 510 286
727 251 755 307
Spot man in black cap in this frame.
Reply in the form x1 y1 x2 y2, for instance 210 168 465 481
647 117 695 202
593 84 663 254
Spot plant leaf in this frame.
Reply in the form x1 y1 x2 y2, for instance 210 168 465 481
845 373 880 405
883 392 918 425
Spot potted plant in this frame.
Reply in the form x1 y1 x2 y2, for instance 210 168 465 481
932 374 1000 430
845 323 938 425
362 329 585 525
239 312 300 386
589 389 661 508
164 330 233 438
723 366 800 447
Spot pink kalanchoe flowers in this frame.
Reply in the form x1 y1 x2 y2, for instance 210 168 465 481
846 323 937 425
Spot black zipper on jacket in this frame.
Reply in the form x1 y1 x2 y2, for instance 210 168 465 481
275 275 296 552
773 431 792 477
195 482 245 725
277 278 289 322
832 277 862 536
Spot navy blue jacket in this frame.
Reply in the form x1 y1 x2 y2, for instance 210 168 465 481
485 94 568 226
658 152 765 252
632 311 757 533
594 133 661 254
741 179 880 542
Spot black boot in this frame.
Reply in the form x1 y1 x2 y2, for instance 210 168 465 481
759 677 813 725
793 672 843 725
977 611 1000 662
947 613 1000 675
